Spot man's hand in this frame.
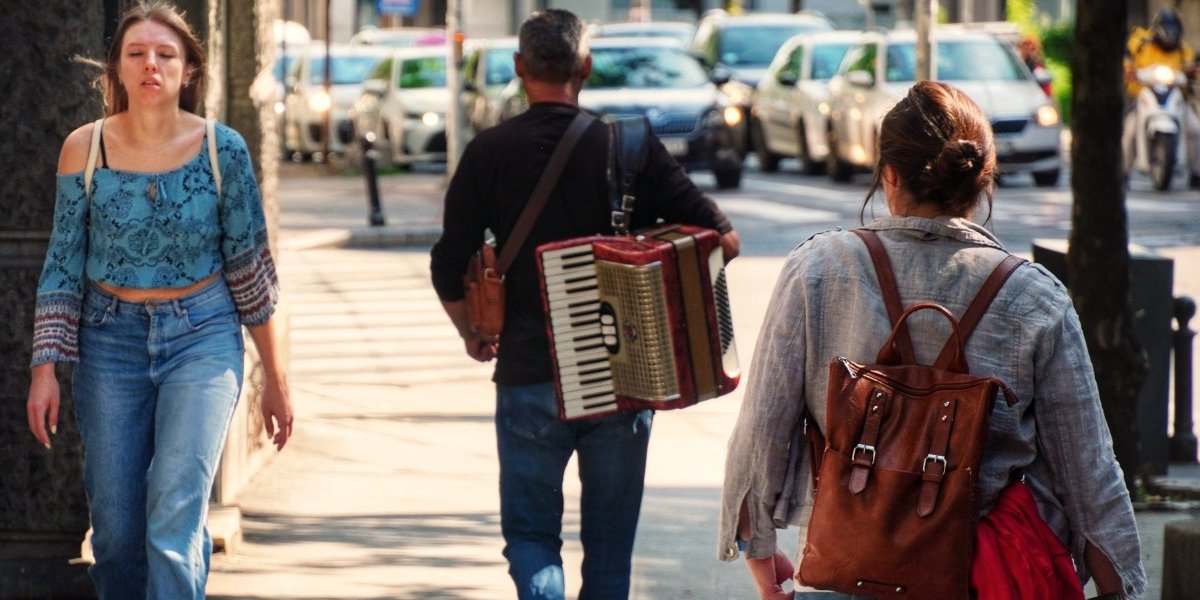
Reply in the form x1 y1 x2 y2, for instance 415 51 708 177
463 331 499 362
745 549 794 600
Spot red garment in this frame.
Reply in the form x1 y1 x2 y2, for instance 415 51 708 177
971 481 1085 600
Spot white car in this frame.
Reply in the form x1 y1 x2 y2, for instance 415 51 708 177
825 28 1062 186
750 30 860 174
349 46 449 167
461 38 518 136
283 44 391 159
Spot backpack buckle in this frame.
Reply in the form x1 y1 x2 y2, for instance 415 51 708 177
923 454 947 475
852 444 876 465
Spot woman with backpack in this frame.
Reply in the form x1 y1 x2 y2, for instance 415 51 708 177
718 80 1144 600
25 3 292 598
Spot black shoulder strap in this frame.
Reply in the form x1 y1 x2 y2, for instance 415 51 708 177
606 115 650 234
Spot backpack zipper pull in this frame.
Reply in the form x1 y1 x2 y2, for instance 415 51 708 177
838 357 858 378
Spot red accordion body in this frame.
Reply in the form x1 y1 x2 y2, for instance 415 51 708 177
536 224 740 421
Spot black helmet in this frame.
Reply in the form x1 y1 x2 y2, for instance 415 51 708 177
1151 9 1183 51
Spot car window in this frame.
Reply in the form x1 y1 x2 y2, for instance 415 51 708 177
718 23 830 68
938 40 1026 81
462 49 480 83
692 20 716 57
810 42 853 80
309 55 383 85
397 56 447 88
885 44 915 82
845 43 876 74
365 57 392 82
485 50 516 85
778 45 802 81
587 46 710 89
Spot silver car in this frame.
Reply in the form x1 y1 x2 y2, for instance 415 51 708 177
461 38 517 136
750 30 859 174
282 44 390 159
825 28 1062 186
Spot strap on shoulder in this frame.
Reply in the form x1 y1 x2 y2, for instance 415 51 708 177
606 115 650 234
932 254 1025 368
84 118 104 199
206 119 221 198
853 229 916 364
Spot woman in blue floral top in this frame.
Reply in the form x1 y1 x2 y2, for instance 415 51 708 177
25 3 293 598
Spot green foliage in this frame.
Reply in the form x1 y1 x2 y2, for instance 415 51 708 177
1046 58 1072 125
1041 21 1074 67
1007 0 1075 124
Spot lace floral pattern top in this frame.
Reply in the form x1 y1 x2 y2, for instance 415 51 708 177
31 122 279 366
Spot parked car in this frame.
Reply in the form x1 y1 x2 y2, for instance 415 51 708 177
461 37 518 136
750 30 859 174
282 44 391 159
589 21 696 46
348 46 449 167
688 10 834 153
501 38 745 188
349 26 446 47
824 28 1062 186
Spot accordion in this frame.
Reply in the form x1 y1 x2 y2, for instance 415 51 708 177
536 224 740 421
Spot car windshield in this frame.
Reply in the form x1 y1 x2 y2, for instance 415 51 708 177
485 50 516 85
597 26 694 45
309 56 382 85
398 56 447 88
720 23 829 67
811 42 853 80
587 46 710 89
885 39 1027 82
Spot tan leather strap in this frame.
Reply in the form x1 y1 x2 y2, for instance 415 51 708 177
932 254 1025 368
803 410 826 493
918 398 957 516
207 119 221 198
496 112 596 275
854 229 916 364
849 387 891 495
84 118 105 199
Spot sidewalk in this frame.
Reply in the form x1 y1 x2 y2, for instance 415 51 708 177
206 164 1200 599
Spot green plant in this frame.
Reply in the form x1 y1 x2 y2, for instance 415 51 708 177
1007 0 1075 124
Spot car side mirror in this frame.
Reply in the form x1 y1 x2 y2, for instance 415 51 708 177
847 70 874 88
777 71 798 87
1032 67 1053 87
363 79 387 96
711 65 732 86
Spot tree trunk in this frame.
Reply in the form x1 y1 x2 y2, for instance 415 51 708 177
0 1 105 596
1068 0 1147 495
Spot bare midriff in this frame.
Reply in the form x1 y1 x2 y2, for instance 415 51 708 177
94 272 222 303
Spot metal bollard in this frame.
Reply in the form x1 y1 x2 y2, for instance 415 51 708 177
361 131 386 227
1170 296 1197 463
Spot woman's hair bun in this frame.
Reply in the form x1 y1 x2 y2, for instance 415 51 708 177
934 139 984 176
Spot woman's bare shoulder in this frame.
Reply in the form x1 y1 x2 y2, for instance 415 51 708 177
58 121 100 175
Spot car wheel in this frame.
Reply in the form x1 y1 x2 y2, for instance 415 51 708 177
752 119 782 173
797 121 825 176
714 166 742 189
1032 168 1060 187
826 123 853 183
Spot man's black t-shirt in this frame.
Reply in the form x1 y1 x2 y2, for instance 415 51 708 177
430 102 733 386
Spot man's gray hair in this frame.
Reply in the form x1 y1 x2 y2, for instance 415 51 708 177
518 9 589 84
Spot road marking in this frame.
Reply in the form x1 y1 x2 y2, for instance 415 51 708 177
718 197 841 224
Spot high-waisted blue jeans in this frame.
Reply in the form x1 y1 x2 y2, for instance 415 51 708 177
73 277 243 599
495 382 652 600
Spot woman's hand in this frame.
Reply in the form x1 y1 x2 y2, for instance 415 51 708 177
27 364 60 449
261 374 293 451
746 549 794 600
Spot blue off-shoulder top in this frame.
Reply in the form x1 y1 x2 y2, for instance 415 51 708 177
31 122 279 366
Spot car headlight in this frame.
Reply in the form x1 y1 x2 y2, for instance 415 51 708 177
274 101 285 115
421 112 442 127
1152 65 1177 87
722 81 753 106
307 91 332 113
1034 104 1059 127
723 106 742 127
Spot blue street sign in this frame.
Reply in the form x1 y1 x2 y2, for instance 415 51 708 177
377 0 419 18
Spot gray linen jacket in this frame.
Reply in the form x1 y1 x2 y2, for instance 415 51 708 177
717 216 1145 598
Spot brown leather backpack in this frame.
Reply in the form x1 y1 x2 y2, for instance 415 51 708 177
797 230 1023 599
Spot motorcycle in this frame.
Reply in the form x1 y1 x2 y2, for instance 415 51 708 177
1126 64 1191 191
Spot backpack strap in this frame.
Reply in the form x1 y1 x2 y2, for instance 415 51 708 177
932 254 1025 368
84 118 105 200
853 229 917 364
606 115 650 234
206 119 222 198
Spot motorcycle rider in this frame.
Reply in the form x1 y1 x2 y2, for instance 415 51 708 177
1123 8 1200 188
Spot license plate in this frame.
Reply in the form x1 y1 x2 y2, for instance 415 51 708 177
662 137 689 157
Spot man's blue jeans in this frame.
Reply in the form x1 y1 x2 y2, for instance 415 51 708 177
496 383 652 600
73 279 243 599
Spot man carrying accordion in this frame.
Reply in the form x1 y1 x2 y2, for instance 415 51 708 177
429 9 739 599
